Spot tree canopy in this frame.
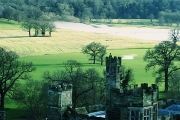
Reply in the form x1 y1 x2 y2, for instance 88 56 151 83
43 60 105 108
1 0 180 22
143 29 180 92
0 47 35 110
82 42 107 64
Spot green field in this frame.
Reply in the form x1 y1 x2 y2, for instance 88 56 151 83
0 19 163 119
90 19 174 29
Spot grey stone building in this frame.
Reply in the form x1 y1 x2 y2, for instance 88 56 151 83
105 54 158 120
47 83 72 120
47 54 159 120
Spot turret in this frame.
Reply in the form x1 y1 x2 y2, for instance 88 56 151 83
106 53 121 89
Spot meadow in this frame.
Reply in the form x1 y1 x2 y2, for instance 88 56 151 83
90 18 174 29
0 18 163 119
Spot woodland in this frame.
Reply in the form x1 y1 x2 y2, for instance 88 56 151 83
1 0 180 23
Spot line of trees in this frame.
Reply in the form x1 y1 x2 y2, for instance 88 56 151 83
21 20 55 37
1 0 180 22
158 11 180 26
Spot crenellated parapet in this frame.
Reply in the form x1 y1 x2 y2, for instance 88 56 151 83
110 83 158 107
47 82 72 120
49 83 73 92
106 53 121 74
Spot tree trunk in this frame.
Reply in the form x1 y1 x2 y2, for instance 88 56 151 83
0 93 5 110
164 68 169 92
100 57 103 65
28 29 31 37
49 31 51 37
93 56 96 64
72 86 76 109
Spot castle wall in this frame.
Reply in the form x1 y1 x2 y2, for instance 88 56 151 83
47 84 72 120
105 54 159 120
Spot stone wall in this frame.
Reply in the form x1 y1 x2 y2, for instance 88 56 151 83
0 111 5 120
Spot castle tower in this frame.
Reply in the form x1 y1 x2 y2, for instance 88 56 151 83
106 53 121 89
105 54 158 120
47 83 72 120
105 54 121 108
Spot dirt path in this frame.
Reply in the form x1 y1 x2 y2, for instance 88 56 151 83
54 21 170 41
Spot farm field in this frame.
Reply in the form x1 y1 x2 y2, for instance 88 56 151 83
0 18 168 119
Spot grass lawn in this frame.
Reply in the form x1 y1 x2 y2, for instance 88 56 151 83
19 48 157 87
0 18 167 119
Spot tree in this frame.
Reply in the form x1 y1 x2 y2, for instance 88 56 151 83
81 7 93 22
0 47 35 110
143 29 180 92
121 66 135 89
32 21 40 37
43 60 105 108
12 79 48 120
149 13 154 23
82 42 107 64
48 22 56 37
2 6 15 20
166 70 180 100
97 45 107 65
21 21 34 37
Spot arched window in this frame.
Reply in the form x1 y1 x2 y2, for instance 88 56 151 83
131 110 140 120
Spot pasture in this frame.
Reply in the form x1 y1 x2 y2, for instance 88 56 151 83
90 19 173 29
0 18 163 119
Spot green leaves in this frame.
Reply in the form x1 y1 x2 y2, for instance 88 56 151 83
0 47 35 109
143 33 180 91
82 42 107 64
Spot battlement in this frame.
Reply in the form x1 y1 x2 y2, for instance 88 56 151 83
49 83 72 92
110 83 158 107
106 53 121 66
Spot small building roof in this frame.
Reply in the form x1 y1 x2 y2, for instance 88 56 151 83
87 111 105 118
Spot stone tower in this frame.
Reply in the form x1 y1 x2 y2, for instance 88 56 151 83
105 54 121 112
47 83 72 120
105 54 158 120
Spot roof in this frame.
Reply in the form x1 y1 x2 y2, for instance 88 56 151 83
158 104 180 116
87 111 105 118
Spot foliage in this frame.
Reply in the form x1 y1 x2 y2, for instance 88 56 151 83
21 20 56 37
1 0 180 21
158 11 180 26
165 70 180 100
43 60 105 108
0 47 35 110
82 42 107 64
143 29 180 92
97 45 107 65
12 79 48 120
121 66 135 88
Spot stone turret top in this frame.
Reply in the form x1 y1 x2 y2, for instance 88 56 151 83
49 83 72 91
106 53 121 65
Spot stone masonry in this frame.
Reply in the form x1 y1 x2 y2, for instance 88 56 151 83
105 54 158 120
